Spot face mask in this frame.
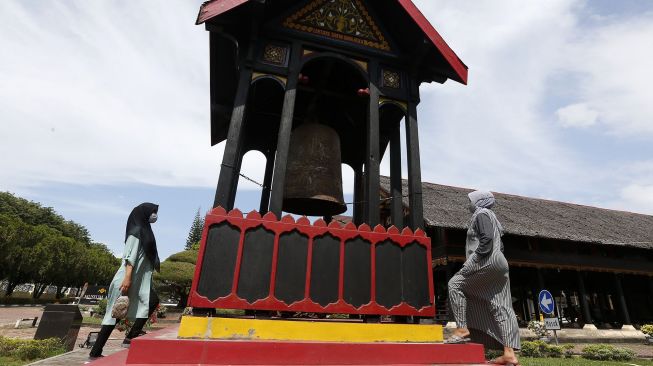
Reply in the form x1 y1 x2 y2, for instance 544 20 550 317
149 212 158 223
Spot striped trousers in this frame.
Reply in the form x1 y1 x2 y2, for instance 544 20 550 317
448 252 521 349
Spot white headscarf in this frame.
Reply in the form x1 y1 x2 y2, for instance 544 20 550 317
467 190 504 236
468 190 496 209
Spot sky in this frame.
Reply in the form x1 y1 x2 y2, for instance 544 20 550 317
1 0 652 260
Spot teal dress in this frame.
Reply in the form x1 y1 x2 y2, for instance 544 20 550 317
102 235 154 325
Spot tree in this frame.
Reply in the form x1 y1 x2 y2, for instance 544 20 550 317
185 208 204 250
0 192 90 244
1 219 55 297
0 192 119 297
153 250 198 307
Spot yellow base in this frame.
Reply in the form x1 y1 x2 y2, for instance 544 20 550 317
178 316 443 343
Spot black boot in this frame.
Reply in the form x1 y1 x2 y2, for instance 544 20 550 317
89 324 115 358
122 318 147 348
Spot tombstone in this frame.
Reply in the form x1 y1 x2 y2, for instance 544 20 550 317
34 304 83 351
79 285 109 305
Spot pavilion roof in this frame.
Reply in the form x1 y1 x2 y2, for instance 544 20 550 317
380 176 653 250
196 0 468 84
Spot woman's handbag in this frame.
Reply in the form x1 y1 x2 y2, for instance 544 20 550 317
111 295 130 319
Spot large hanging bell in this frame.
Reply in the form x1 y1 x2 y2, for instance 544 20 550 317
283 123 347 216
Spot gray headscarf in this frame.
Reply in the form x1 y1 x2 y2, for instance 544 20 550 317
468 190 504 236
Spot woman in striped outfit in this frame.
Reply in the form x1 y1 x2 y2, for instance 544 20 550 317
446 191 520 365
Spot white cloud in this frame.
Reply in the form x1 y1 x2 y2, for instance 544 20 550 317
0 1 220 191
0 0 651 218
562 14 653 137
410 0 587 196
555 103 599 128
619 184 653 214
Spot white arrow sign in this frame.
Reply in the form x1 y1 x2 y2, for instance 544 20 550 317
539 290 555 314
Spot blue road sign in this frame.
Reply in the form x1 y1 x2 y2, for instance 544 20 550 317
539 290 555 314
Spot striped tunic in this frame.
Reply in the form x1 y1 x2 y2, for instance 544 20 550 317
448 208 520 349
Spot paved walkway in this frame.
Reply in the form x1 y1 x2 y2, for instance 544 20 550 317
0 306 44 327
28 338 126 366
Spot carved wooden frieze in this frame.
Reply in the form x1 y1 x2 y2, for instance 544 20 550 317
283 0 391 51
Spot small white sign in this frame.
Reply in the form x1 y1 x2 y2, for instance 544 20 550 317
544 317 561 330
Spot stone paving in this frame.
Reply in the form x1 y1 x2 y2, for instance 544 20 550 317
0 305 44 327
27 338 125 366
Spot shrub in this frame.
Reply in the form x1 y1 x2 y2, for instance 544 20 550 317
527 320 550 338
641 324 653 337
520 340 571 358
521 341 545 358
0 337 21 356
0 337 65 361
93 298 107 317
581 344 635 361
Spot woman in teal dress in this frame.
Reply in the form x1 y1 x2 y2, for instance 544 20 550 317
90 202 160 359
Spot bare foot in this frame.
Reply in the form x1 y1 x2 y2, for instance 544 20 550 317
452 328 470 338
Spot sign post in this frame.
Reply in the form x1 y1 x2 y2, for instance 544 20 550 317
539 290 559 345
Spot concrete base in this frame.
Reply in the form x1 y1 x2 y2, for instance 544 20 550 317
583 324 598 330
621 325 637 331
519 325 647 343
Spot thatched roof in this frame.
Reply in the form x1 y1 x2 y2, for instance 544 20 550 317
380 176 653 250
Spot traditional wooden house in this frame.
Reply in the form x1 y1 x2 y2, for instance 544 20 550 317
380 176 653 329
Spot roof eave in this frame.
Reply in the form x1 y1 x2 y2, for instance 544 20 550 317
196 0 249 25
397 0 468 85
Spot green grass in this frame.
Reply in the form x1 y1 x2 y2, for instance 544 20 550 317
82 316 103 325
520 357 653 366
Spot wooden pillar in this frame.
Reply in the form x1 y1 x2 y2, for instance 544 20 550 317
214 67 253 209
405 101 423 230
228 149 246 210
259 150 275 214
364 61 381 226
389 121 403 228
649 277 653 311
521 287 532 321
576 271 592 325
353 165 364 226
268 43 301 217
613 274 631 325
537 268 545 292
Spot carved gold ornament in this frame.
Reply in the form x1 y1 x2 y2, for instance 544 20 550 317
284 0 391 51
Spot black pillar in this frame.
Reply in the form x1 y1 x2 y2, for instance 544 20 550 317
613 274 631 325
259 151 275 214
227 149 245 210
268 44 301 217
353 166 364 226
649 277 653 311
576 271 592 325
521 287 532 321
214 67 253 209
389 121 403 228
364 61 381 226
405 101 423 230
537 268 545 293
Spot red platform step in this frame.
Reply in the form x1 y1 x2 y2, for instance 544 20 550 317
90 326 488 365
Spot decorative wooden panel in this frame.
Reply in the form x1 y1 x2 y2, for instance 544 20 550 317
190 207 434 316
283 0 391 51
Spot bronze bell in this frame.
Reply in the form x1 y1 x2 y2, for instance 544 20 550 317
282 122 347 216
